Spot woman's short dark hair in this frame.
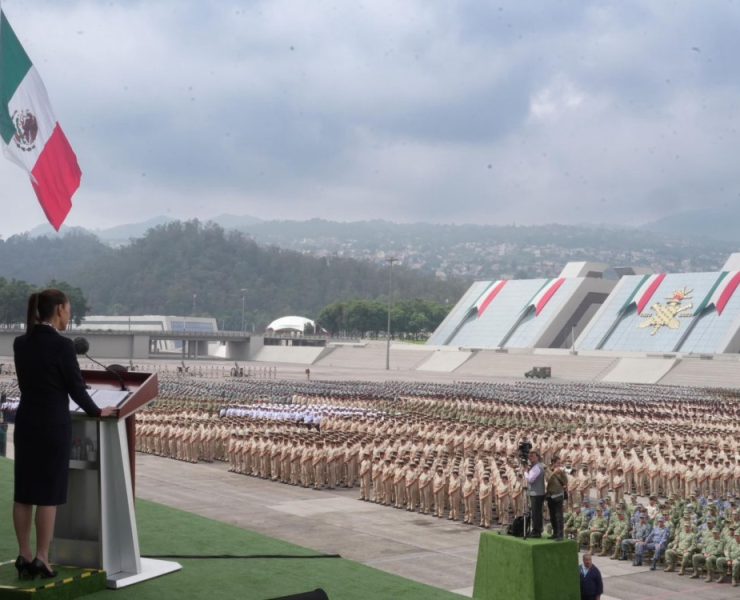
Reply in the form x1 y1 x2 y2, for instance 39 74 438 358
26 289 69 332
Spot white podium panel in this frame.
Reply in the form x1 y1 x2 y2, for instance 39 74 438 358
52 416 181 588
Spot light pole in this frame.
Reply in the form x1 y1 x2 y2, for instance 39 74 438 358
192 293 197 317
385 257 398 370
241 288 248 332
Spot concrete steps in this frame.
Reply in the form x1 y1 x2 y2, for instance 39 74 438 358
658 357 740 388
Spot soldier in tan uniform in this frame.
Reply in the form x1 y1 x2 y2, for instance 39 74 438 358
313 440 327 490
301 441 314 488
448 468 462 521
479 473 493 528
405 462 420 512
419 464 433 514
383 458 395 506
371 456 383 502
359 452 372 501
394 460 407 509
462 472 477 525
433 466 447 518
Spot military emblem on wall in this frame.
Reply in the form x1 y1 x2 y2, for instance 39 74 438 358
12 109 38 152
639 287 693 335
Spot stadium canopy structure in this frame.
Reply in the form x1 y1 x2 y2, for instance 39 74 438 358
427 262 617 350
79 315 218 333
266 316 316 335
577 252 740 354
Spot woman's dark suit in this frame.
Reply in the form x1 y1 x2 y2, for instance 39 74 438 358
13 325 101 506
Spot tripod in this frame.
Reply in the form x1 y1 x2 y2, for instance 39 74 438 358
521 470 532 540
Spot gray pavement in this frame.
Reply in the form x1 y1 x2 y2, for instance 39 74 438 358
134 454 740 600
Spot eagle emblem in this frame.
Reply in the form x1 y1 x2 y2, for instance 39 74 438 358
12 109 38 152
639 287 693 335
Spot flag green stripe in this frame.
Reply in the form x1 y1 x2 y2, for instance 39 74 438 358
0 11 33 144
619 273 650 314
694 271 727 315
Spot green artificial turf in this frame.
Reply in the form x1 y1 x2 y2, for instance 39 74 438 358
0 458 461 600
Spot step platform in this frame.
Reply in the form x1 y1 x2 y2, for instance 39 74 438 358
0 561 107 600
473 533 580 600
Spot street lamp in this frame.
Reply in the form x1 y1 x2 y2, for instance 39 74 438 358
192 293 197 318
385 257 398 370
241 288 248 332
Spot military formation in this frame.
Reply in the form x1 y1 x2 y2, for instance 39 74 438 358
2 370 739 585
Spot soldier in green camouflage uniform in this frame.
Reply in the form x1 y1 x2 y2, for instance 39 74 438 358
714 529 739 586
664 522 696 575
691 527 724 581
583 508 609 553
564 509 586 540
602 511 630 559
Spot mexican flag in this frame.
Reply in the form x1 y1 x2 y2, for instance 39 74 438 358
0 10 81 230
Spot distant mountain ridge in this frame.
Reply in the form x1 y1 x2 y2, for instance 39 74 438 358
640 205 740 243
11 215 737 280
26 214 264 245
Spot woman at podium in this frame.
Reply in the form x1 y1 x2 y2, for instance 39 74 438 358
12 289 117 579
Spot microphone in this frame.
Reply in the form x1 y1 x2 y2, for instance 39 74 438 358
73 337 128 391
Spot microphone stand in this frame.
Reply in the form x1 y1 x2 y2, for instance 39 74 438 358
85 353 128 392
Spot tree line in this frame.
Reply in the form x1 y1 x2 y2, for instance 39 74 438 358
317 298 449 339
0 278 89 327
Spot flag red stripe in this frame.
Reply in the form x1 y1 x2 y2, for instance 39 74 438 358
716 272 740 315
30 123 80 231
636 273 666 314
477 280 507 317
535 278 565 316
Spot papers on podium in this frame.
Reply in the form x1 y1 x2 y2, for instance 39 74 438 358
69 389 131 413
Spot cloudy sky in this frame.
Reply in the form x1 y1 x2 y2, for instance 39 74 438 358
1 0 739 237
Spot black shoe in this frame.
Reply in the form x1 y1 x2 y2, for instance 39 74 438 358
15 556 32 579
530 533 542 538
29 558 57 579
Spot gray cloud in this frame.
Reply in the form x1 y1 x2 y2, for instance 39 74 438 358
1 0 739 235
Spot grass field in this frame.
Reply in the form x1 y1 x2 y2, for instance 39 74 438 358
0 458 462 599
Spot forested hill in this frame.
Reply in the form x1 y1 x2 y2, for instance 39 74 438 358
0 221 466 329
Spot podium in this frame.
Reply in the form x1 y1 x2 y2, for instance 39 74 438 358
51 369 181 589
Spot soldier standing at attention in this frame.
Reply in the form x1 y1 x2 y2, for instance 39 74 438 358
433 466 447 518
462 472 476 524
479 473 493 529
419 464 432 515
448 468 462 521
359 452 372 501
405 462 420 512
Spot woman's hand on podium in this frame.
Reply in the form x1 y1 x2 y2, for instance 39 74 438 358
100 407 119 418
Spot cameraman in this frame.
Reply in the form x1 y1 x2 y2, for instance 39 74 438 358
546 455 568 541
525 449 546 538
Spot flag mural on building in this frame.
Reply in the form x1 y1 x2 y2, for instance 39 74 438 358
0 10 81 230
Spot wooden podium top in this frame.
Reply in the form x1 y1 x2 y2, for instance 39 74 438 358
79 369 158 420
